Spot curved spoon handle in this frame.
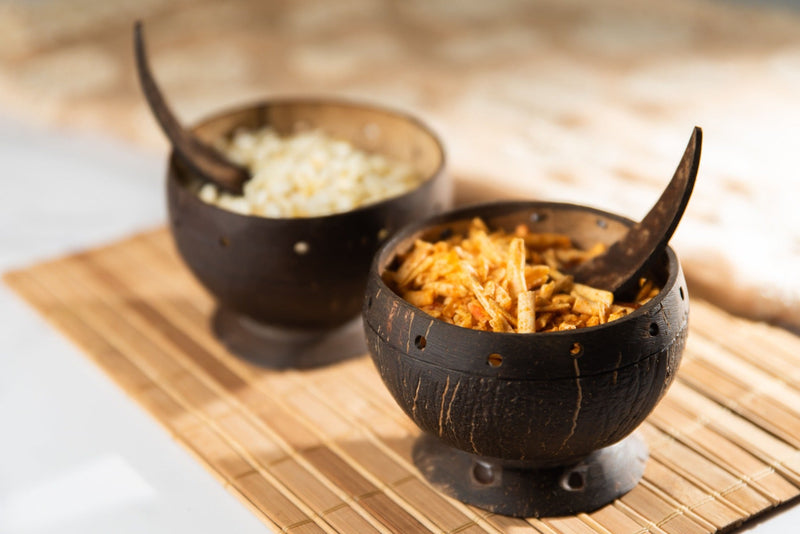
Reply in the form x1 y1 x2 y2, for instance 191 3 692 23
571 127 702 297
133 21 248 194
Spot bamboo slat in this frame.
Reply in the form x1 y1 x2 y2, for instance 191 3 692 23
5 228 800 533
646 402 798 504
589 505 667 534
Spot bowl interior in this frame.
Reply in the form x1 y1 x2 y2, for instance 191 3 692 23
379 202 633 272
187 98 445 185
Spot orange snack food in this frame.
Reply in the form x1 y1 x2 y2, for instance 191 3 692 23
384 218 659 333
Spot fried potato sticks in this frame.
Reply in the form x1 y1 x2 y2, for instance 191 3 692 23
384 218 659 333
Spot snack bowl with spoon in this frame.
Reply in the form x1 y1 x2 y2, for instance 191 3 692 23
134 22 450 368
362 129 700 516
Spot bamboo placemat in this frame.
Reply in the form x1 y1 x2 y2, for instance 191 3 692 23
5 229 800 533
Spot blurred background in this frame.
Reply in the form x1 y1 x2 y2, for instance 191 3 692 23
2 2 800 532
1 0 798 328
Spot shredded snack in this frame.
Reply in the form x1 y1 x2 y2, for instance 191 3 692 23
195 127 424 218
384 218 659 333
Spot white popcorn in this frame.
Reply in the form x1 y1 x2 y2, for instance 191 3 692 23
197 127 424 218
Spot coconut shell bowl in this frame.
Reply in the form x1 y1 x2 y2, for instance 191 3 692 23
167 99 449 368
362 201 689 517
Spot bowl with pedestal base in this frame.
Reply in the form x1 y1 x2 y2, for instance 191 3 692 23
167 98 450 368
362 201 688 516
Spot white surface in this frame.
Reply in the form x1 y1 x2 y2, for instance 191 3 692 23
0 116 798 533
0 116 268 534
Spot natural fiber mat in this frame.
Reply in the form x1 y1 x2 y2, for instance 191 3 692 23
5 228 800 533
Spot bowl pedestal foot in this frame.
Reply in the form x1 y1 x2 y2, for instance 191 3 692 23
412 432 648 517
212 307 366 369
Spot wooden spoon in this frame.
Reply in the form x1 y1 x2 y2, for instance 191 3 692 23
133 21 249 195
569 127 702 298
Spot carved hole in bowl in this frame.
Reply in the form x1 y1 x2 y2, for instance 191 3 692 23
293 241 310 255
569 342 583 357
487 353 503 367
414 335 427 350
530 212 544 223
561 467 587 492
679 286 685 300
596 218 608 229
472 461 496 485
218 236 230 248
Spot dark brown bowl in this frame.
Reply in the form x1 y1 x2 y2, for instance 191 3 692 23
363 201 689 515
167 99 450 365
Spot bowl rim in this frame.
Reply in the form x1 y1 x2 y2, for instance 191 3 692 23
370 199 679 335
364 200 688 378
167 96 448 223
